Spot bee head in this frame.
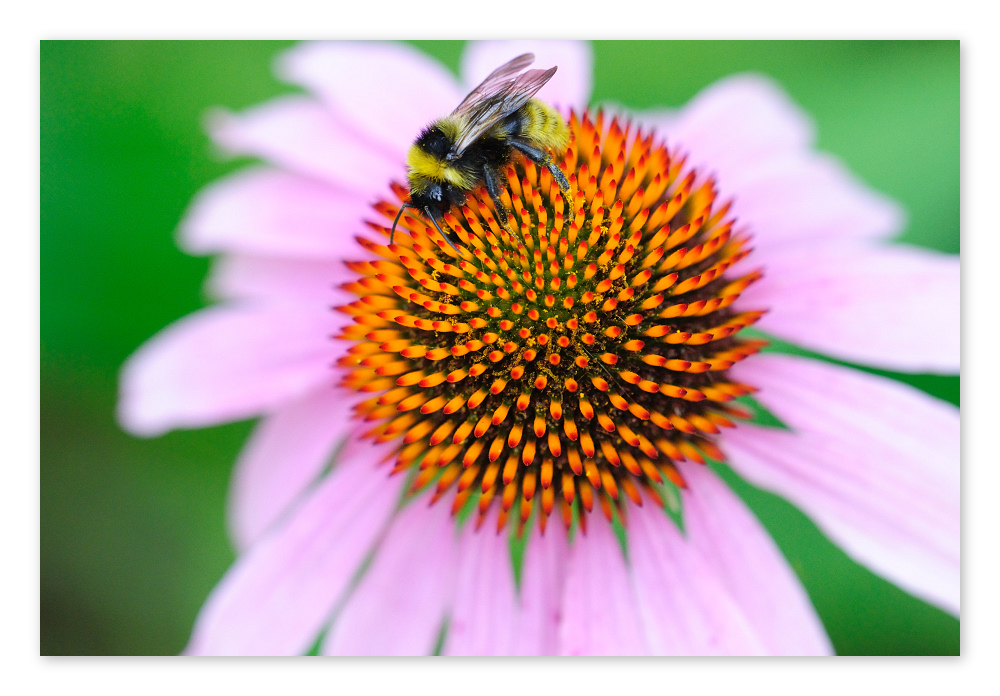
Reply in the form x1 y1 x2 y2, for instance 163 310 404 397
407 120 474 203
408 179 454 214
425 181 444 202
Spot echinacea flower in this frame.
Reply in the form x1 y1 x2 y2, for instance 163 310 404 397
118 40 960 656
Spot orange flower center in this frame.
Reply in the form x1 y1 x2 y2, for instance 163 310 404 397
337 111 765 535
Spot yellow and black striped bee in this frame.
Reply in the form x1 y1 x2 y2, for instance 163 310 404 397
390 53 574 252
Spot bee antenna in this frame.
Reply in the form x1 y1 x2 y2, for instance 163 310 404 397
424 207 461 254
389 203 412 245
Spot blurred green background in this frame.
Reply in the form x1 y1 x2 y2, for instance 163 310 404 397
40 40 959 655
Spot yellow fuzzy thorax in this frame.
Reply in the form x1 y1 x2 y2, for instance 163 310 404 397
407 146 473 192
407 117 474 193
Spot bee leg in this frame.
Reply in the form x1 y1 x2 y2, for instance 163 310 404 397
423 206 462 254
482 165 511 231
509 140 574 206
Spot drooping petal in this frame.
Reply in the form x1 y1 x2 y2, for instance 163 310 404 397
278 41 463 159
323 497 456 656
726 354 960 615
118 303 345 437
740 241 960 374
206 255 354 303
180 167 377 259
628 503 767 656
442 511 520 656
640 76 903 245
227 386 358 551
209 96 404 195
558 513 649 656
460 41 593 110
184 439 405 656
514 525 569 656
677 461 833 655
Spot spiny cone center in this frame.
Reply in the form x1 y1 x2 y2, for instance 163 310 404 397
337 111 765 533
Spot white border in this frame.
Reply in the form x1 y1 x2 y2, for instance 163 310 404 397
13 0 996 692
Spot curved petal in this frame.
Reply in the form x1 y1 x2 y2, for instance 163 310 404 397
323 497 456 656
184 439 406 656
558 513 649 656
628 503 767 656
227 386 358 551
118 303 345 437
677 461 832 655
741 241 959 374
725 354 960 615
209 96 404 195
639 75 903 246
442 511 520 656
278 41 463 159
180 167 378 259
461 40 593 110
514 525 569 656
206 255 354 303
648 74 814 178
732 152 904 249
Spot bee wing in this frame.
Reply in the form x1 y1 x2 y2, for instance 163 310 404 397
450 66 558 156
453 53 536 114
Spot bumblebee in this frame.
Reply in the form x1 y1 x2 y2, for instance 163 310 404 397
390 53 573 252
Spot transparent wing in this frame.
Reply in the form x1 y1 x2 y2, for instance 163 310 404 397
453 53 536 115
450 66 558 156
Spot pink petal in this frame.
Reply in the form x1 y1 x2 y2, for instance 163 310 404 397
184 439 406 655
637 107 678 136
514 526 569 656
558 513 649 656
640 76 902 246
461 41 593 110
207 255 354 303
442 511 520 656
118 303 344 437
278 41 463 159
650 74 814 181
323 497 456 656
628 503 767 656
741 241 959 374
227 386 358 552
677 461 833 655
180 167 378 259
732 152 904 249
725 354 960 615
210 96 404 195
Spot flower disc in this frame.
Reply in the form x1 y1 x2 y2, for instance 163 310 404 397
337 111 765 533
